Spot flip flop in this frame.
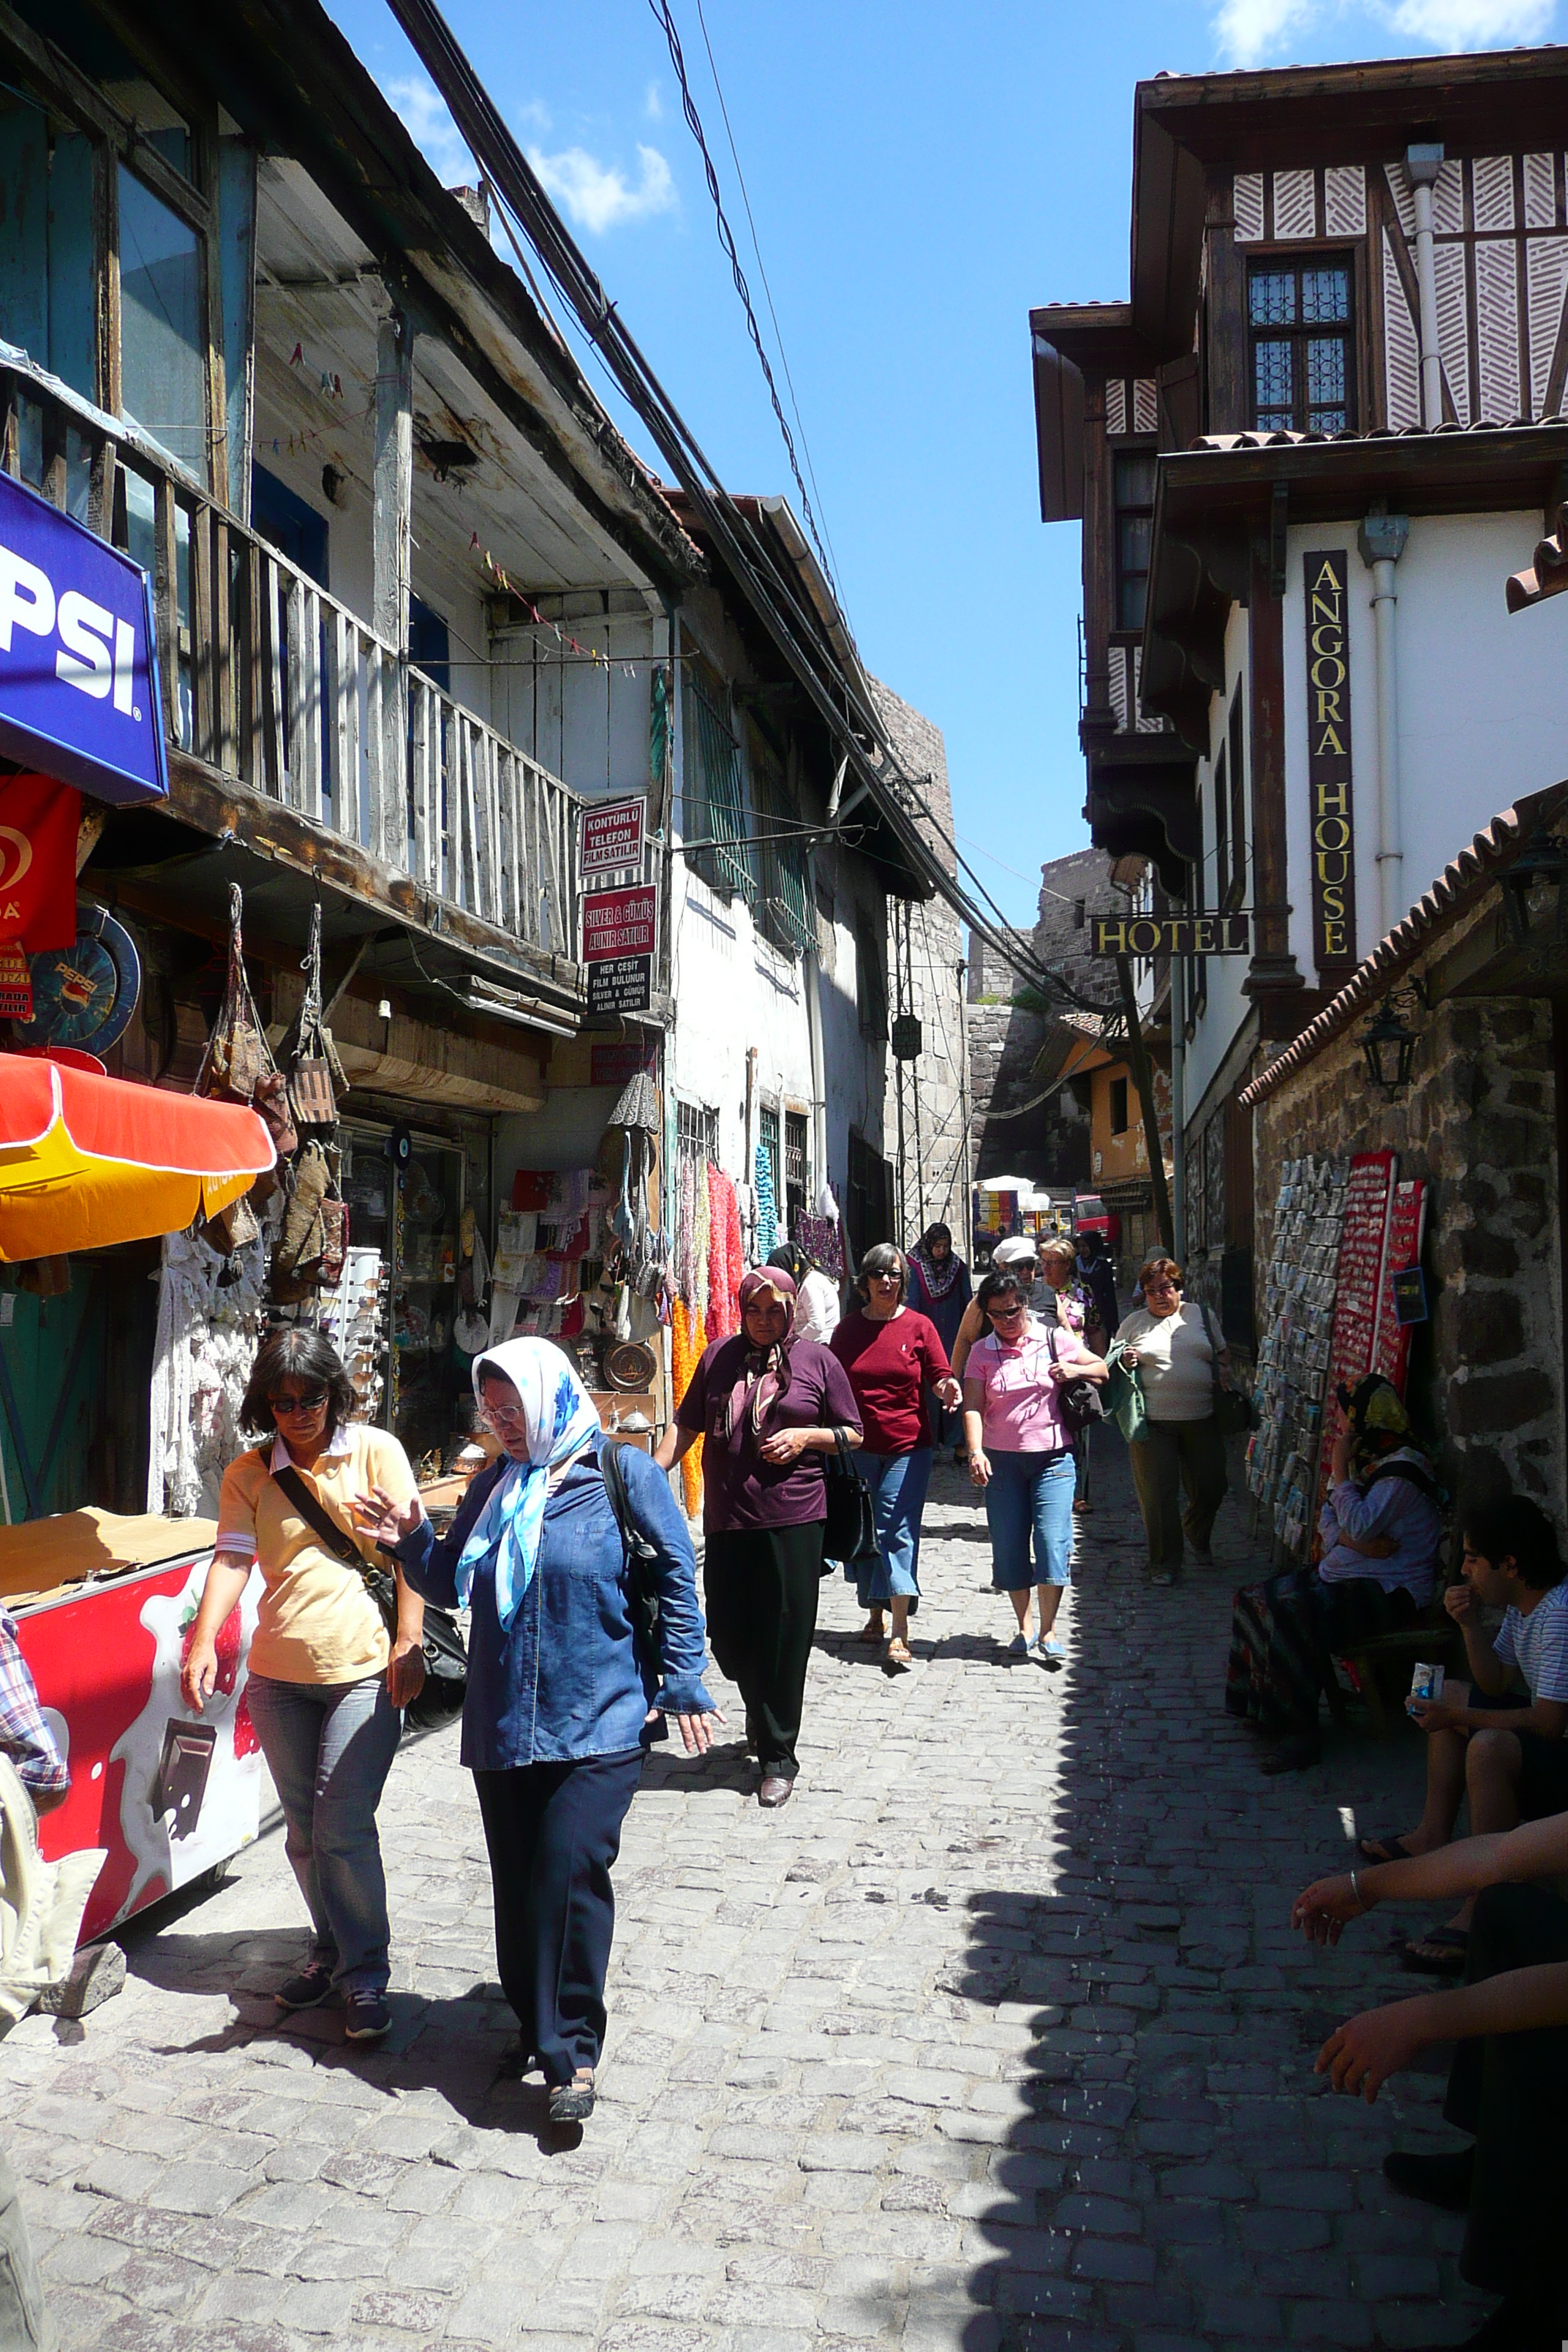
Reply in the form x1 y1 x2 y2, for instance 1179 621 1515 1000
1359 1833 1418 1864
1400 1926 1469 1976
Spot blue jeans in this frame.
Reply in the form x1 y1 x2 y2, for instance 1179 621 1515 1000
246 1671 403 1994
851 1447 933 1609
984 1449 1076 1592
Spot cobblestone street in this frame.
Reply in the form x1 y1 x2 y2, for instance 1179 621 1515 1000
2 1441 1483 2352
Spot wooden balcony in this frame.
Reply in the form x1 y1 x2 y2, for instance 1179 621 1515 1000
0 353 584 970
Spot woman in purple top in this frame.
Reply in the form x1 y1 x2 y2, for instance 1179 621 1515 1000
656 1267 862 1809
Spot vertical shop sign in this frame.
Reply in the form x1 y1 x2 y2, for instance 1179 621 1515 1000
1303 549 1356 974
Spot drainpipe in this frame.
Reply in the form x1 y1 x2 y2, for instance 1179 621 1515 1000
1357 506 1411 936
1407 145 1444 429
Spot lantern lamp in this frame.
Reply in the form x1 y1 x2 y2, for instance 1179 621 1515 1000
1497 826 1568 951
1360 999 1418 1098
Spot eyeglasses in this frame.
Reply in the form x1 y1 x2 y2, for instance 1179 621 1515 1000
1145 1281 1179 1296
268 1389 328 1417
479 1400 529 1431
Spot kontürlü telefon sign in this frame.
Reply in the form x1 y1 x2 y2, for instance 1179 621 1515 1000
0 470 167 806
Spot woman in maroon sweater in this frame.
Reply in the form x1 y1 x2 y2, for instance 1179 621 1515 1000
831 1243 962 1670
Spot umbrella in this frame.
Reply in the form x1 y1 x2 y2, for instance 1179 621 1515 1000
0 1055 275 1261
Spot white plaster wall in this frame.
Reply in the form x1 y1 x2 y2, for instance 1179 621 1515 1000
667 867 818 1187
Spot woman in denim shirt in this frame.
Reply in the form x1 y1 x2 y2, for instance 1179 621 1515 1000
356 1339 717 2122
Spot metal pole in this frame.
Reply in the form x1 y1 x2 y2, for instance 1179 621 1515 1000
956 955 972 1252
908 905 927 1235
1171 956 1187 1263
1116 955 1173 1253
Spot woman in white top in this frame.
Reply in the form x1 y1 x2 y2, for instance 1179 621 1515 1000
1115 1255 1231 1584
767 1244 840 1347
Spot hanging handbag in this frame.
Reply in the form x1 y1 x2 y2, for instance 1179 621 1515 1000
1049 1326 1107 1440
1201 1305 1259 1436
821 1424 878 1572
197 885 276 1107
264 1457 468 1718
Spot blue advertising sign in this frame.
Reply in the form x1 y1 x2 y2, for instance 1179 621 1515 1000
0 469 167 806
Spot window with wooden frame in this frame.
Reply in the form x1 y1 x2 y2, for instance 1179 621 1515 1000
746 716 811 959
682 658 754 905
676 1098 719 1166
1109 1074 1129 1137
1112 446 1156 632
783 1109 808 1240
1248 257 1354 434
0 15 256 509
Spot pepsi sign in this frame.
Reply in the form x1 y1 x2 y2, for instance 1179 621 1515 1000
0 469 167 807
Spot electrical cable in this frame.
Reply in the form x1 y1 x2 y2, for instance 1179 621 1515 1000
379 0 1117 1019
688 0 843 598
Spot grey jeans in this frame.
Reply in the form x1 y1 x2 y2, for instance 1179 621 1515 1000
245 1671 402 1993
0 2144 55 2352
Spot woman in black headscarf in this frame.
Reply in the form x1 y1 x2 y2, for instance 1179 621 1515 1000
907 1223 972 1448
656 1267 860 1807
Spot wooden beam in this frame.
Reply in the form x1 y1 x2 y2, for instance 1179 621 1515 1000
372 309 413 654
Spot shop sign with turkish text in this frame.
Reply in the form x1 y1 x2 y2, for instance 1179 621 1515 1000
0 470 167 807
1304 549 1357 973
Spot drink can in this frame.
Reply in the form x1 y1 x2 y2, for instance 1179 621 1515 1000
1409 1662 1444 1704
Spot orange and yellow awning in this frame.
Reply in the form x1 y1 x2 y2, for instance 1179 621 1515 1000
0 1055 274 1261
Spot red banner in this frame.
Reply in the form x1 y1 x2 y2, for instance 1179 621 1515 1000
0 772 81 951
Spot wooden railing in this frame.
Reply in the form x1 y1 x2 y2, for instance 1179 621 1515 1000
0 355 582 961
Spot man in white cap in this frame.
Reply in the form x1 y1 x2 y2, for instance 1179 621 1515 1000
949 1236 1050 1395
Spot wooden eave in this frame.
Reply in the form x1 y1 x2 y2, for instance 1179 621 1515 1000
104 0 704 598
1140 423 1568 748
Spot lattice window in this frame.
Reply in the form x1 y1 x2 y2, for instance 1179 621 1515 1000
684 666 754 904
676 1099 719 1165
747 720 812 957
758 1104 780 1207
784 1110 808 1240
1248 259 1354 433
1113 449 1156 633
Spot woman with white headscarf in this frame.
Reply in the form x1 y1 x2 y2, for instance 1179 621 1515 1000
355 1339 717 2124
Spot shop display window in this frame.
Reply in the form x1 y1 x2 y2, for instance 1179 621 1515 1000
338 1123 470 1474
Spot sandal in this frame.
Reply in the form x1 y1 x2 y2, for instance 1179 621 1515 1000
1400 1926 1469 1976
886 1637 913 1672
856 1618 886 1643
1360 1833 1420 1864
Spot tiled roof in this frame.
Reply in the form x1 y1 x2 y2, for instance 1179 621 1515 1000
1237 780 1568 1109
1195 418 1568 452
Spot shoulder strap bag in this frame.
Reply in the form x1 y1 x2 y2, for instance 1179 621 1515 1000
1199 1306 1259 1436
264 1452 467 1721
822 1424 878 1573
600 1436 663 1659
1048 1324 1106 1441
1101 1336 1148 1446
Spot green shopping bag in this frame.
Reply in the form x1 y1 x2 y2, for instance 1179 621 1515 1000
1101 1337 1148 1444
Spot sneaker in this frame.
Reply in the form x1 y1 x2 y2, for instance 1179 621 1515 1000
1036 1636 1065 1667
343 1989 391 2041
274 1961 333 2012
1007 1633 1028 1657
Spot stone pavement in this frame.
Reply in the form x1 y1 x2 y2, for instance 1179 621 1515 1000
1 1436 1486 2352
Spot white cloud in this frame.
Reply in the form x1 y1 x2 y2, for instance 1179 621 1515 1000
1213 0 1322 64
645 79 666 121
384 75 470 186
528 143 676 233
1213 0 1555 59
1385 0 1553 41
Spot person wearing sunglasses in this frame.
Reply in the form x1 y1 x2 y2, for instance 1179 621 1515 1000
180 1330 426 2044
1114 1255 1232 1586
962 1268 1109 1664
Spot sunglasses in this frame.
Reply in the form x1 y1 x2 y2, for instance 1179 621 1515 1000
987 1302 1027 1321
268 1389 328 1417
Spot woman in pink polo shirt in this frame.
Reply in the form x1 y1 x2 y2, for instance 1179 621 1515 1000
962 1267 1108 1666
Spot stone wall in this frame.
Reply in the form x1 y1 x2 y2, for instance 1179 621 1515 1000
1252 895 1564 1523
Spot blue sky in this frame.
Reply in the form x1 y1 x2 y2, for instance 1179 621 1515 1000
323 0 1558 926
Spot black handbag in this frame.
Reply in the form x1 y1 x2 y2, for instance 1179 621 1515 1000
1047 1327 1107 1439
599 1436 661 1659
821 1425 878 1572
267 1458 468 1724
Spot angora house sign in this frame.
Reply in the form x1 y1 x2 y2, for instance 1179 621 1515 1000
1303 549 1357 974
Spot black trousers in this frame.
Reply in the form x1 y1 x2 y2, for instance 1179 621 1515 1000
703 1520 823 1780
472 1746 644 2087
1444 1882 1568 2317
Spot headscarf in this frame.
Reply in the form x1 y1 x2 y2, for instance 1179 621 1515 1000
458 1339 602 1630
910 1223 962 1301
767 1242 810 1286
721 1269 796 1447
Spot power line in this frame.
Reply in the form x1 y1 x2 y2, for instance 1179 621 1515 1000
644 0 837 594
689 0 843 598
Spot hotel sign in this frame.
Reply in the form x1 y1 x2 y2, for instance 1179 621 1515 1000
1091 913 1250 957
1304 549 1357 973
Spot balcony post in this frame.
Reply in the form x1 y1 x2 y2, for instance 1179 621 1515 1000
373 309 413 653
